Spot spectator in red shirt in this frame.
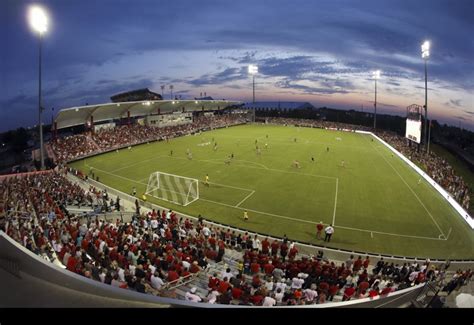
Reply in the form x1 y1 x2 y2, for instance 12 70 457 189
232 286 243 300
353 256 363 272
358 280 370 296
167 269 180 282
288 245 298 260
250 260 260 274
218 277 230 294
264 260 275 275
380 283 394 295
368 286 379 298
363 256 370 269
343 284 356 301
271 240 280 256
261 237 270 254
208 273 220 290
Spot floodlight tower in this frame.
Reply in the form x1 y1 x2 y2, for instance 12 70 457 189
29 5 48 170
160 85 165 98
373 70 381 130
421 41 430 154
170 85 174 100
248 65 258 103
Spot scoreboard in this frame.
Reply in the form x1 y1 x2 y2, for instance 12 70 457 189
405 104 423 144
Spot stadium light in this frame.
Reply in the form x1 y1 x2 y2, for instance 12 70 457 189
170 85 174 100
28 5 49 170
248 65 258 103
421 41 430 154
160 85 165 98
372 70 381 130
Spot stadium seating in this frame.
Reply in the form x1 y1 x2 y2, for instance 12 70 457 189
2 169 470 306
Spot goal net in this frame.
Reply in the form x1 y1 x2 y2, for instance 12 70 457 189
145 171 199 206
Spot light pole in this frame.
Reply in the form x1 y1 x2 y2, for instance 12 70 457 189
421 41 430 154
372 70 381 130
160 85 165 98
170 85 174 100
248 65 258 103
29 6 48 170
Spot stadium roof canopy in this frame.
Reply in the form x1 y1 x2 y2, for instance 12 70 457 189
54 99 242 130
244 101 315 110
110 88 162 102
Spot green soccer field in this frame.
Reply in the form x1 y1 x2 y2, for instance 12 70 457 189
69 124 474 259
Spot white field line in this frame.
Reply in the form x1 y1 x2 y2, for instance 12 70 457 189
87 162 444 241
446 227 453 240
368 138 446 238
371 232 373 239
198 197 317 225
235 190 256 207
336 225 444 241
332 178 339 226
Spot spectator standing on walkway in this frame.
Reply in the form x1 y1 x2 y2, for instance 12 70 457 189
324 224 334 242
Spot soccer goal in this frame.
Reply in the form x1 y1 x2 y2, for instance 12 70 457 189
145 171 199 206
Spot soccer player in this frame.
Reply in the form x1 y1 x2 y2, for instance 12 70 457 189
128 146 132 150
341 160 345 168
213 143 218 151
170 150 173 156
188 152 193 160
231 153 234 159
255 139 258 145
244 210 249 221
326 147 329 152
418 178 422 185
256 147 261 156
293 160 300 168
265 143 268 149
316 221 324 240
266 134 269 139
205 174 209 186
294 138 297 143
132 187 137 196
311 156 315 163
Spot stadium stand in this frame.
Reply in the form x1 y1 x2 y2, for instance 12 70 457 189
1 167 471 306
50 113 248 163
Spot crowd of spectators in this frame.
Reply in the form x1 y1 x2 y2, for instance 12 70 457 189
50 113 248 163
188 235 460 306
0 170 471 306
262 117 372 132
52 134 98 162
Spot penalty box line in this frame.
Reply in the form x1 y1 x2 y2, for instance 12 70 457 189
200 197 446 241
87 164 445 241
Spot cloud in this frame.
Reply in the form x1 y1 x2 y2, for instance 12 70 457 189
186 67 247 86
275 79 350 95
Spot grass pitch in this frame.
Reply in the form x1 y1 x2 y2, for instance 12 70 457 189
69 124 474 259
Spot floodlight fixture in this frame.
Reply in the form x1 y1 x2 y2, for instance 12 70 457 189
29 6 48 34
248 64 258 75
421 41 430 59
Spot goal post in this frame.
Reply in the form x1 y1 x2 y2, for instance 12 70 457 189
145 171 199 206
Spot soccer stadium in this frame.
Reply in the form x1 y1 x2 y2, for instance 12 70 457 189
1 1 473 311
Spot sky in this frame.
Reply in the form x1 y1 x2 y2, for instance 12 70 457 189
1 0 473 132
